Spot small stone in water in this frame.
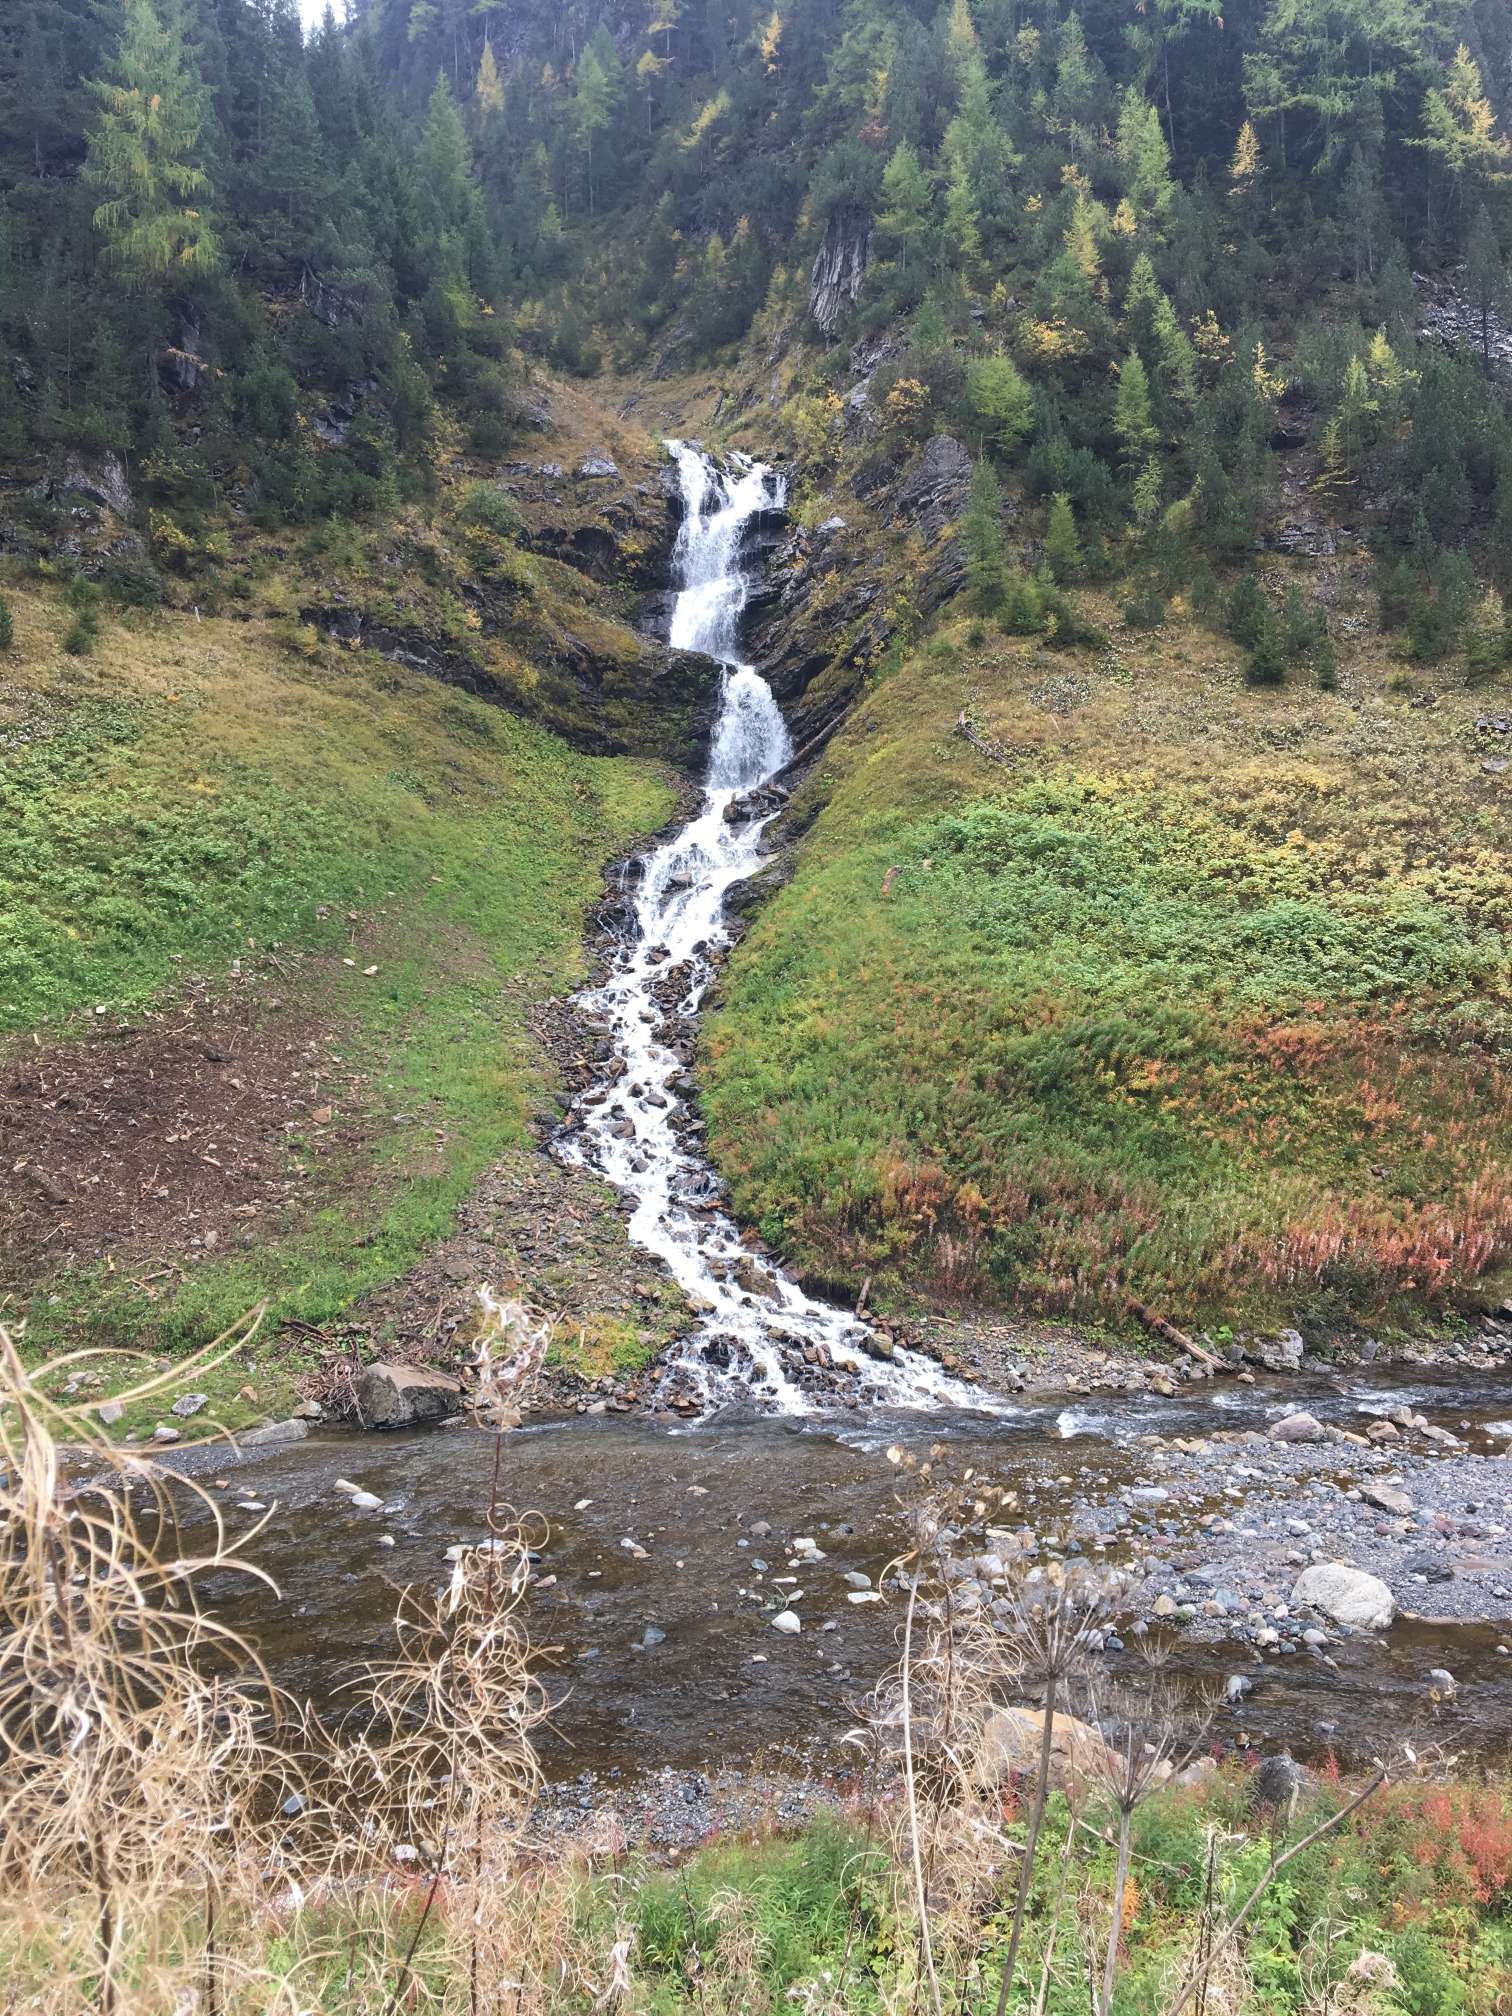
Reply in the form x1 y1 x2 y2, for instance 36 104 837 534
770 1610 801 1634
345 1490 382 1512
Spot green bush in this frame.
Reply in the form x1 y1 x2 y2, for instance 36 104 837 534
1245 630 1288 685
460 481 525 538
1225 573 1270 648
0 592 12 652
1123 583 1167 629
100 554 168 610
62 578 102 657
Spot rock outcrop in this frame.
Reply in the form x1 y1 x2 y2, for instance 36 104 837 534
809 208 871 338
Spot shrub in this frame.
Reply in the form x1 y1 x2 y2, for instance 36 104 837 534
1245 631 1288 684
1225 572 1270 648
0 592 12 651
1123 583 1168 629
1280 584 1323 661
1043 491 1083 582
62 578 102 657
460 481 525 538
99 554 168 610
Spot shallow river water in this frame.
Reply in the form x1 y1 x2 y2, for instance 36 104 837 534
197 1365 1512 1779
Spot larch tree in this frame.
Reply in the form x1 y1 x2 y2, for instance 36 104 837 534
83 0 218 292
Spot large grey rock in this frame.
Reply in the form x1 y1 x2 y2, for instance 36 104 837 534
238 1417 310 1449
1291 1563 1396 1631
1270 1410 1325 1443
810 207 872 337
355 1361 464 1430
1362 1482 1414 1516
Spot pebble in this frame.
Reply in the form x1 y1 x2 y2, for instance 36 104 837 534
770 1610 801 1634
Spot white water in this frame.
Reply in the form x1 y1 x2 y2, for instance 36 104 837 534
563 441 999 1416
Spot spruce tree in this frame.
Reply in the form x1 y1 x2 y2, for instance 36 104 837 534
963 457 1009 614
1113 350 1158 467
1043 492 1083 582
83 0 218 291
1465 205 1508 367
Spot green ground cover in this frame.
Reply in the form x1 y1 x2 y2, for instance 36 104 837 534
0 584 672 1380
703 609 1512 1332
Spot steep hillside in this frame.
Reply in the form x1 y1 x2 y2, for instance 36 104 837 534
702 578 1512 1336
0 572 675 1415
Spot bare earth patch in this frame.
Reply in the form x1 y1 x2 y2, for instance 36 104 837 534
1 982 368 1289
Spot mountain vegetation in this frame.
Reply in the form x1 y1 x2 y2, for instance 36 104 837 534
3 0 1512 1337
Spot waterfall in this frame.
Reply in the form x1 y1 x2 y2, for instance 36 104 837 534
562 441 1000 1417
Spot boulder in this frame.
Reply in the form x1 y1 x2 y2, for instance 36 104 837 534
238 1417 310 1449
1270 1410 1325 1443
977 1707 1116 1791
1361 1483 1413 1516
1291 1563 1396 1631
355 1361 464 1430
577 455 619 480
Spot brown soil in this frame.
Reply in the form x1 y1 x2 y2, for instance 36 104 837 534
0 980 369 1289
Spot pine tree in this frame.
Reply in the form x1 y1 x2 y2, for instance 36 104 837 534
475 37 504 128
83 0 218 291
963 457 1009 613
876 141 932 304
572 26 621 215
1465 205 1508 367
1418 45 1511 212
1043 492 1082 582
966 351 1034 455
1113 350 1157 466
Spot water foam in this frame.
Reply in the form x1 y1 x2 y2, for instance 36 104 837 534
561 442 1003 1417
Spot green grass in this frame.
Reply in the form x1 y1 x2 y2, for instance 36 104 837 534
2 586 673 1373
151 1773 1512 2013
703 608 1512 1331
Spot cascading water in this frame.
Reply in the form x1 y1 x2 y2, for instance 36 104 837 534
562 441 1001 1416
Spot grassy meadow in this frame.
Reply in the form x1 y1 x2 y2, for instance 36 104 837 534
702 594 1512 1333
0 581 671 1386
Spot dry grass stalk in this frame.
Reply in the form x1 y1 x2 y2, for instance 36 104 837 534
0 1312 304 2013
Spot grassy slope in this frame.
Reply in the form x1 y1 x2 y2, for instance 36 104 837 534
703 588 1512 1334
0 582 672 1410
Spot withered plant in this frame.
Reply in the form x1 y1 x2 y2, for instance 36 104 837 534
0 1313 303 2014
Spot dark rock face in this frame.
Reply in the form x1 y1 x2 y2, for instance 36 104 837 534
743 439 969 716
809 208 872 338
303 599 722 764
299 264 366 327
160 317 206 396
355 1361 463 1430
895 435 972 542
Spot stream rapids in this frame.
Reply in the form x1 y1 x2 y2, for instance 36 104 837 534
560 441 993 1418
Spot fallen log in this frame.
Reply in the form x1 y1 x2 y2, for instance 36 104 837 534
1123 1296 1224 1371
